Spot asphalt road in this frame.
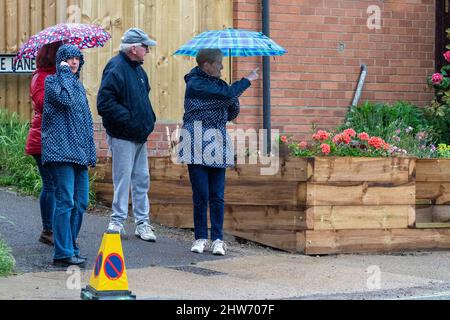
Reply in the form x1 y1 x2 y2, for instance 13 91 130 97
2 187 450 301
0 188 230 274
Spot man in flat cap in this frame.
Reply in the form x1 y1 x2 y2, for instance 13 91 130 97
97 28 157 242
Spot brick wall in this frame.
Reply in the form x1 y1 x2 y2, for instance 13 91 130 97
95 0 436 157
94 122 178 158
233 0 436 141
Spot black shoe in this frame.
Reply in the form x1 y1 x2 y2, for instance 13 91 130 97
75 254 87 261
39 230 54 246
53 256 86 267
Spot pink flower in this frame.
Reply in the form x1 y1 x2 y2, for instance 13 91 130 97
298 141 308 149
320 143 331 155
343 128 356 138
332 133 351 145
444 51 450 63
280 136 288 144
312 130 330 141
431 73 443 85
358 132 370 141
368 137 386 150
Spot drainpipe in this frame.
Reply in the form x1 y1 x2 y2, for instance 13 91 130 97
351 64 368 107
262 0 271 155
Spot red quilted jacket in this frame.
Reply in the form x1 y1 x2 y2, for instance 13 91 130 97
25 66 56 155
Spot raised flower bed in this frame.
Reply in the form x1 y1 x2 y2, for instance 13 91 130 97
93 155 450 255
92 127 450 254
416 158 450 226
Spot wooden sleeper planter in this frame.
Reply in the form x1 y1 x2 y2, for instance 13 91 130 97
93 156 450 254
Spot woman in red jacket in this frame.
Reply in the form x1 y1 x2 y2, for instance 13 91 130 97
25 42 62 245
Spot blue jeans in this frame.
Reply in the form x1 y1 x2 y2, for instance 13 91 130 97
33 155 56 231
187 165 226 241
46 162 89 260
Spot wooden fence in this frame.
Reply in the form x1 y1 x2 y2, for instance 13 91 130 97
0 0 233 121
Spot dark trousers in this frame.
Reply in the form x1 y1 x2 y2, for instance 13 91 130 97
187 164 226 241
33 155 56 231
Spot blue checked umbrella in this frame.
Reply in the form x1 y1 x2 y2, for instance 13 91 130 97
173 28 287 57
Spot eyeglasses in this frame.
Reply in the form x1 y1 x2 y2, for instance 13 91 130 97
140 44 149 50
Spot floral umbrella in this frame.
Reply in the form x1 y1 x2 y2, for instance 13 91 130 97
14 23 111 63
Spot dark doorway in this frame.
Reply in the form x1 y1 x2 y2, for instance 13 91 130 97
436 0 450 71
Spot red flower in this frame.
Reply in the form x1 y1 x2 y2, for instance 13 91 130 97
444 51 450 63
321 143 331 155
431 73 444 85
358 132 370 141
343 128 356 137
298 141 308 149
280 136 288 144
368 137 386 150
332 133 351 145
312 130 330 141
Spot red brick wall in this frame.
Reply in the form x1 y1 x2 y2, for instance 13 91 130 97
95 0 436 157
233 0 436 140
94 122 178 158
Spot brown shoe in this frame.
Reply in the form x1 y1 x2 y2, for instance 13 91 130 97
39 230 54 246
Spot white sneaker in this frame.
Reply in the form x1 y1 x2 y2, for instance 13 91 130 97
211 239 227 256
191 239 209 254
107 222 126 238
135 223 156 242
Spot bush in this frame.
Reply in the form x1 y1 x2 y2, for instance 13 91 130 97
0 108 96 206
341 101 428 139
0 237 15 277
283 129 392 157
340 100 450 157
425 29 450 144
0 109 41 196
282 126 442 159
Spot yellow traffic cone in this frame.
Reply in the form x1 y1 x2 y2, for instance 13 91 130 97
81 230 136 300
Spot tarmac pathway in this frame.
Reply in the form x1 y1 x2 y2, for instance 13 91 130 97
1 188 450 301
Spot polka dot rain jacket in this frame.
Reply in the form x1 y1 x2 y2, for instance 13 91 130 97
180 67 251 168
41 44 96 167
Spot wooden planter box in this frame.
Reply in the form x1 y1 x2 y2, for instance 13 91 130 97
416 159 450 226
92 156 450 255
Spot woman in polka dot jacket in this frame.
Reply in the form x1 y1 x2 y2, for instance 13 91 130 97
41 44 96 267
180 49 259 256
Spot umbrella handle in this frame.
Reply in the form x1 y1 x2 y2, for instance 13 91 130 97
228 48 232 85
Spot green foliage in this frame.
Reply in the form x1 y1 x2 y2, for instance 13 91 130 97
424 29 450 144
0 109 41 196
0 237 15 277
341 101 427 139
437 144 450 158
341 100 450 156
0 108 96 206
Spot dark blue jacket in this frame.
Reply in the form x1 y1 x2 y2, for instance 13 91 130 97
41 44 96 167
97 52 156 144
179 67 251 168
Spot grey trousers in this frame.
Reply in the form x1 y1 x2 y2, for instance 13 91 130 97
107 135 150 226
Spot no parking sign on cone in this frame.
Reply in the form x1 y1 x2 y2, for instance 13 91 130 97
81 230 136 300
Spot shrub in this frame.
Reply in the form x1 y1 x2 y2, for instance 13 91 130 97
341 101 428 139
0 237 15 277
282 126 444 159
0 108 96 206
0 109 41 196
283 128 393 157
424 29 450 144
